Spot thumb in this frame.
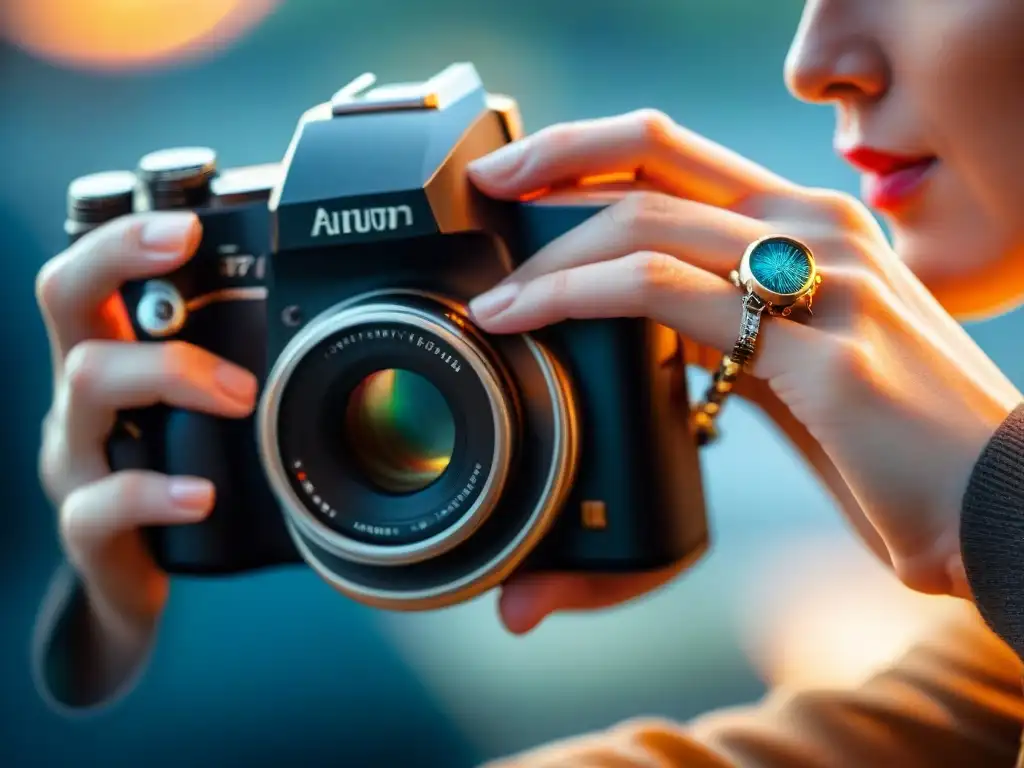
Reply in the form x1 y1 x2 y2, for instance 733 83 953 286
498 565 686 635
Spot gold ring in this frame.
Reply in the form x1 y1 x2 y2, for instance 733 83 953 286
692 235 821 446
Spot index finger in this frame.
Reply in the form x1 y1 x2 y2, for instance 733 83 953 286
472 251 814 382
468 109 796 209
36 211 201 371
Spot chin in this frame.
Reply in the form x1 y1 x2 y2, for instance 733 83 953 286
891 216 1024 321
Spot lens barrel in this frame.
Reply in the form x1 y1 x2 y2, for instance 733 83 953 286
257 291 577 611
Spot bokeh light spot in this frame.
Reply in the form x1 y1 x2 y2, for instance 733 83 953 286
737 534 965 690
0 0 281 72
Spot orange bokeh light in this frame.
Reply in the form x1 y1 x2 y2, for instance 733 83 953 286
0 0 280 71
737 535 963 690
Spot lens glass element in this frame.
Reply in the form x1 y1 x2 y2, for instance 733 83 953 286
344 369 455 494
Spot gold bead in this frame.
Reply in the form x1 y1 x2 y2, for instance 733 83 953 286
692 410 713 429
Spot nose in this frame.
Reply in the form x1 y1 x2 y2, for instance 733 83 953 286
784 0 888 104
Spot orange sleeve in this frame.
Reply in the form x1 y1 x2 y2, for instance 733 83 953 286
486 606 1024 767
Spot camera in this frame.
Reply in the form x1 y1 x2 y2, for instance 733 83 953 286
65 63 708 611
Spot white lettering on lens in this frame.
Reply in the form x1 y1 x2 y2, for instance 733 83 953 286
436 463 483 521
322 327 462 373
352 522 400 537
310 205 414 237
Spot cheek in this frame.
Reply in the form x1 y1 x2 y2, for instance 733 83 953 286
894 165 1016 285
893 201 1009 285
912 2 1024 243
892 164 1023 318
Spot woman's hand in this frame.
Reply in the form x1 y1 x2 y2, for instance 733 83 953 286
35 212 258 651
467 110 1022 632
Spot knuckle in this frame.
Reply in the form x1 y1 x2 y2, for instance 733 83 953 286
631 108 676 148
844 229 889 272
159 340 197 384
545 269 572 303
58 484 97 548
801 187 871 228
628 251 678 298
37 218 142 313
842 265 884 300
533 121 579 157
821 338 879 399
34 254 67 311
82 472 151 526
610 191 671 230
832 339 872 378
38 420 67 499
63 341 106 400
113 471 150 512
831 265 891 317
57 494 80 547
94 214 142 256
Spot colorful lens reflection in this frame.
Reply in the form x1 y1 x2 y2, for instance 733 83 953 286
345 369 455 494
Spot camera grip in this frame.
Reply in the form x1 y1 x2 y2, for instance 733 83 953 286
145 410 241 573
103 400 247 573
113 279 291 573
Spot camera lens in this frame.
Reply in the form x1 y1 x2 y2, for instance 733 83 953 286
258 290 579 611
259 294 516 567
344 368 456 495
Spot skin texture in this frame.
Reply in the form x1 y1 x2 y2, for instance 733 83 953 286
31 0 1024 703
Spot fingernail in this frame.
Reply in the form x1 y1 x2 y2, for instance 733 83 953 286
214 362 258 403
167 477 214 509
140 212 199 253
469 283 519 321
468 142 527 179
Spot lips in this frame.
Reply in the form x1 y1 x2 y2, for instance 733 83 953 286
838 146 938 213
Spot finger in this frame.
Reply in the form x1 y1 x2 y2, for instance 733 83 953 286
488 191 768 290
45 340 257 494
499 565 684 634
36 211 201 367
60 471 214 563
472 251 816 381
468 110 795 208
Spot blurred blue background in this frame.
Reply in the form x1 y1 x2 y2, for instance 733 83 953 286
2 0 1021 765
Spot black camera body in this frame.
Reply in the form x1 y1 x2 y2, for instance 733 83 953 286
69 63 707 611
67 152 298 571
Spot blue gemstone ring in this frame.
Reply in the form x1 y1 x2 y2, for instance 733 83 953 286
726 235 821 370
692 234 819 444
692 235 821 445
730 234 821 317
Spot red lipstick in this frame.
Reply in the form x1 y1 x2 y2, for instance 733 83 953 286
838 146 937 212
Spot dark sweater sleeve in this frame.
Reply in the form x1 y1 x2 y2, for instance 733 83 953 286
961 403 1024 662
31 564 154 714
